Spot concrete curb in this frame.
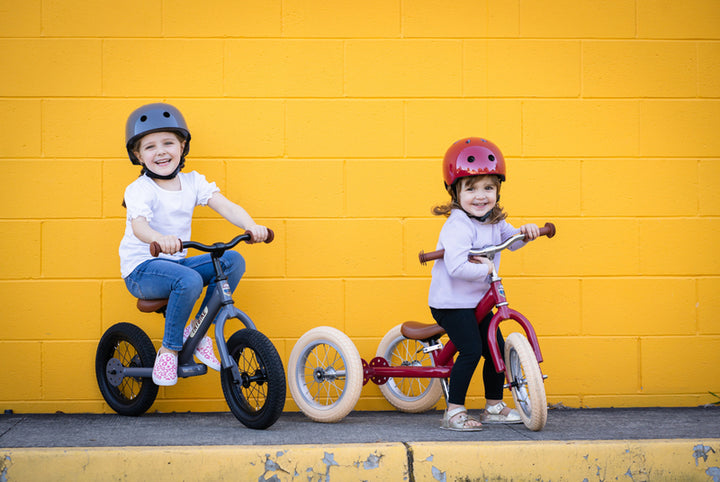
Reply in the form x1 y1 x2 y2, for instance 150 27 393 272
3 439 719 481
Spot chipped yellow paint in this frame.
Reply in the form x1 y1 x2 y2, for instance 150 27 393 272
3 439 719 481
410 439 720 481
0 443 408 481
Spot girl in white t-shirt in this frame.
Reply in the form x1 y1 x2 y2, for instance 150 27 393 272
119 103 269 387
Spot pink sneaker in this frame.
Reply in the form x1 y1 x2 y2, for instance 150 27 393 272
183 324 221 371
152 352 178 386
194 336 221 371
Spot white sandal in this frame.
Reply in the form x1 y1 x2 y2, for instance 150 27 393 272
441 407 483 432
482 401 522 424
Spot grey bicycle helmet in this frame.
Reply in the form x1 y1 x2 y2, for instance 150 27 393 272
125 103 191 165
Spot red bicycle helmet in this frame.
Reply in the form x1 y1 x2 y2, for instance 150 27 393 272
442 137 506 187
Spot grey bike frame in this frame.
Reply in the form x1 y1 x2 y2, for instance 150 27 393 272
121 277 256 383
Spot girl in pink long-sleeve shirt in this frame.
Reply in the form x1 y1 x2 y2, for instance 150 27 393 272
429 138 539 432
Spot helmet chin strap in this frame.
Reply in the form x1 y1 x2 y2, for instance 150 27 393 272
475 211 493 222
142 158 185 180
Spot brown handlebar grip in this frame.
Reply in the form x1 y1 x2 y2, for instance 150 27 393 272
539 222 556 238
245 228 275 244
149 240 184 257
418 249 445 265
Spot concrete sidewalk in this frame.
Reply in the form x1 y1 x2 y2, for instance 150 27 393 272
2 407 719 480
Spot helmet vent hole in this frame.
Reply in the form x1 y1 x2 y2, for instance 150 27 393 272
139 115 147 122
163 111 171 118
467 156 475 163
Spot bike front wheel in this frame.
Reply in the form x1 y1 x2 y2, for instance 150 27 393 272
504 332 547 431
287 326 363 423
220 329 286 430
95 322 158 416
376 324 443 413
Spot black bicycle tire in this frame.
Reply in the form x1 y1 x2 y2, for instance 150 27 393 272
220 329 286 430
95 322 158 416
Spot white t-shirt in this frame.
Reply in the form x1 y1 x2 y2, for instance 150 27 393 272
119 171 220 278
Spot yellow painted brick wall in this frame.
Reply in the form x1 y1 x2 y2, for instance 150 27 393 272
1 0 718 414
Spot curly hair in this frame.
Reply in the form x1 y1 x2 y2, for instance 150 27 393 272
432 174 507 223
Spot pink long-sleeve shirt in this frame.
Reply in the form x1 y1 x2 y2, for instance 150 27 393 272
428 209 526 309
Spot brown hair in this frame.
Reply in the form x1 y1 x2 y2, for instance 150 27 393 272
432 174 507 223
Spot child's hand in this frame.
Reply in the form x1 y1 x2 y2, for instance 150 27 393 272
154 235 182 254
469 255 494 273
520 223 540 241
246 224 269 244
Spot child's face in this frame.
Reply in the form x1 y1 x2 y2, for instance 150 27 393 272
458 176 498 218
133 132 186 177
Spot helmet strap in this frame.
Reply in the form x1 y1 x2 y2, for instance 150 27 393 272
141 157 185 180
475 211 493 223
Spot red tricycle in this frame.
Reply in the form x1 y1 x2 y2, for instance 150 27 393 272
287 223 556 431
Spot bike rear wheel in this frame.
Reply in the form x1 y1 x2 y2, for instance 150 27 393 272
376 324 443 413
287 326 363 423
95 322 158 416
504 332 547 431
220 329 286 430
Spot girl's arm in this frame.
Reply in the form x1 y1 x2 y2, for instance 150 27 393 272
207 192 269 243
131 217 182 254
440 220 491 281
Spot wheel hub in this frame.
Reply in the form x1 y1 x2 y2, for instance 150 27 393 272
106 358 125 387
314 367 337 382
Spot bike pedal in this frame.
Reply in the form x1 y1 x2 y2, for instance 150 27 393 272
421 344 443 354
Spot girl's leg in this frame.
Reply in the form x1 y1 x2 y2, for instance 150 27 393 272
431 308 483 406
431 308 484 429
124 259 204 352
176 252 244 371
479 314 520 422
479 312 506 401
180 251 245 319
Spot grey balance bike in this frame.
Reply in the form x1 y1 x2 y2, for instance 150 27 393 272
95 231 285 430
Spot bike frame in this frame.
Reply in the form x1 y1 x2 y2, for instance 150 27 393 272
122 244 257 385
363 270 543 385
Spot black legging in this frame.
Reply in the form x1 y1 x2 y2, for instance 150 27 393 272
430 308 505 405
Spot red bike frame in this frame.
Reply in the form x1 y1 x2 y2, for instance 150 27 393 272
362 222 555 386
362 275 543 386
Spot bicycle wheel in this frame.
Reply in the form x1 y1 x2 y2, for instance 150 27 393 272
220 329 286 430
375 324 443 413
504 332 547 431
95 322 158 416
287 326 363 423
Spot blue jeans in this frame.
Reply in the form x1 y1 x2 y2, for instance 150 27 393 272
124 251 245 351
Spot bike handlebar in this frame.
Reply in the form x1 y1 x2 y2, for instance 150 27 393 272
149 229 275 258
418 222 556 265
